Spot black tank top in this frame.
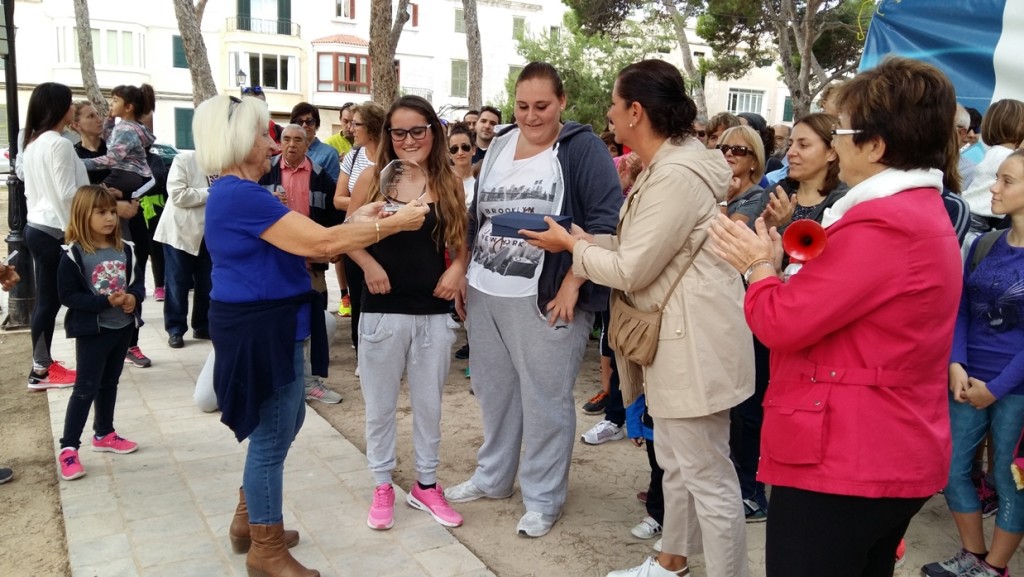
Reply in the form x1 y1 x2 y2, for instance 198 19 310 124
361 203 450 315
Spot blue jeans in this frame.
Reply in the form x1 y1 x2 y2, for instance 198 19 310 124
944 391 1024 532
243 342 306 525
163 243 211 336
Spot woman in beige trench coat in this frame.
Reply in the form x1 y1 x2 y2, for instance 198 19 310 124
523 59 755 577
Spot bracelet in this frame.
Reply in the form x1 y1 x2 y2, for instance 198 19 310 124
375 221 380 244
742 259 775 283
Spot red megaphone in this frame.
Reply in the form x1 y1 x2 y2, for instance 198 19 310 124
782 219 827 264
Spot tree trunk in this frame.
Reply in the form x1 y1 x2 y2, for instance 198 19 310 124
72 0 108 117
463 0 483 110
370 0 410 105
662 0 706 119
172 0 218 106
194 0 208 26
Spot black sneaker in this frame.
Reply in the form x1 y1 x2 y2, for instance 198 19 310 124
193 329 211 340
454 344 470 360
581 391 608 415
0 467 12 484
168 333 184 348
124 346 152 368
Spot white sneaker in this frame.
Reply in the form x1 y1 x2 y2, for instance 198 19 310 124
581 420 626 445
443 479 514 503
354 364 360 377
516 511 560 538
653 538 662 553
630 516 662 539
606 557 689 577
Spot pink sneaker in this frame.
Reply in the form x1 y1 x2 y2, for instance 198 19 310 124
407 483 464 527
59 448 85 481
154 287 165 301
367 483 395 530
92 432 138 454
47 361 77 386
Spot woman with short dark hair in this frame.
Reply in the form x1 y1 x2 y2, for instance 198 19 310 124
711 56 963 577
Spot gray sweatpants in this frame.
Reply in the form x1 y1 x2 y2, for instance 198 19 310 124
358 312 456 486
466 287 593 516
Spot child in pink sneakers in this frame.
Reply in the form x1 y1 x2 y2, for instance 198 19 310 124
55 186 145 480
348 97 465 530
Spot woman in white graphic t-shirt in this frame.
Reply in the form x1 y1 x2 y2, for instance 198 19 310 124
445 62 623 539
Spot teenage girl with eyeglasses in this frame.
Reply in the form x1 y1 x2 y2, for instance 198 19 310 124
347 95 469 532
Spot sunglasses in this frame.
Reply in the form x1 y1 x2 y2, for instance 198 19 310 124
241 86 264 96
294 118 317 127
389 125 431 141
449 143 473 154
716 144 752 157
228 96 242 120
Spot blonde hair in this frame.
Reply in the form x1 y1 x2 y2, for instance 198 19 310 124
65 185 122 253
192 95 271 176
719 125 766 182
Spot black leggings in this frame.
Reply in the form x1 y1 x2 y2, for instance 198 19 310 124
120 212 149 348
766 486 927 577
60 325 133 449
343 255 364 350
25 226 64 368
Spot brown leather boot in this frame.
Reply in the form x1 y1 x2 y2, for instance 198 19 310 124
230 488 300 554
246 523 319 577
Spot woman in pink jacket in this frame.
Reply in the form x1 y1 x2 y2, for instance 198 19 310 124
711 57 963 576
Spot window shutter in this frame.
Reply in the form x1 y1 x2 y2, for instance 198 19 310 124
172 35 188 68
174 108 195 150
277 0 291 35
237 0 251 31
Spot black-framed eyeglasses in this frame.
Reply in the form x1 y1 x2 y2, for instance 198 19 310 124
716 144 752 157
295 118 317 127
449 143 473 154
389 125 431 142
228 96 242 120
241 86 264 96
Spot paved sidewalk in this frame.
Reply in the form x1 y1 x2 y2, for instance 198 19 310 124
46 302 493 577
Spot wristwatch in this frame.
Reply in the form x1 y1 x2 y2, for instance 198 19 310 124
743 260 775 283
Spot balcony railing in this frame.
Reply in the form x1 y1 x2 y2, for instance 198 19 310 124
226 16 300 37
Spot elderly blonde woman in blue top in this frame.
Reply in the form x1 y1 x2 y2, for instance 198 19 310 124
192 94 426 577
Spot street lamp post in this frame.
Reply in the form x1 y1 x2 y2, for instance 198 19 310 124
2 0 30 330
236 69 247 88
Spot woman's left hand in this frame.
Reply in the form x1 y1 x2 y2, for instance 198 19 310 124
0 264 19 291
521 217 576 253
709 214 779 274
963 378 997 409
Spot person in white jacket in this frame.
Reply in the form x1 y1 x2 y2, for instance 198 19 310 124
23 82 90 389
153 150 212 349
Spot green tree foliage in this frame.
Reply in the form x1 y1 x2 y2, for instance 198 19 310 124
696 0 870 117
488 12 674 131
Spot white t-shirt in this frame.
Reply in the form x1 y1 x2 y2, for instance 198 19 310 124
467 132 563 297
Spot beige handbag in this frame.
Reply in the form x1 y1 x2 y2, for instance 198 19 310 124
607 246 695 366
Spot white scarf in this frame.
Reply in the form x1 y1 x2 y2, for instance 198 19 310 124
821 167 944 228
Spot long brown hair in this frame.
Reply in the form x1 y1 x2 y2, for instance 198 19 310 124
65 185 122 253
369 96 467 250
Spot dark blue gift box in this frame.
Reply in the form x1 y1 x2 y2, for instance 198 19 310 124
490 213 572 239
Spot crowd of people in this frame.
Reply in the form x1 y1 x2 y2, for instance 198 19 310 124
4 54 1024 577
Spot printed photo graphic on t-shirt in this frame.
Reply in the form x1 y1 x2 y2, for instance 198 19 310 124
466 132 563 298
976 274 1024 333
91 260 126 295
473 180 556 279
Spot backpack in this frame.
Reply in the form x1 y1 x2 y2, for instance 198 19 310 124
969 229 1007 273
